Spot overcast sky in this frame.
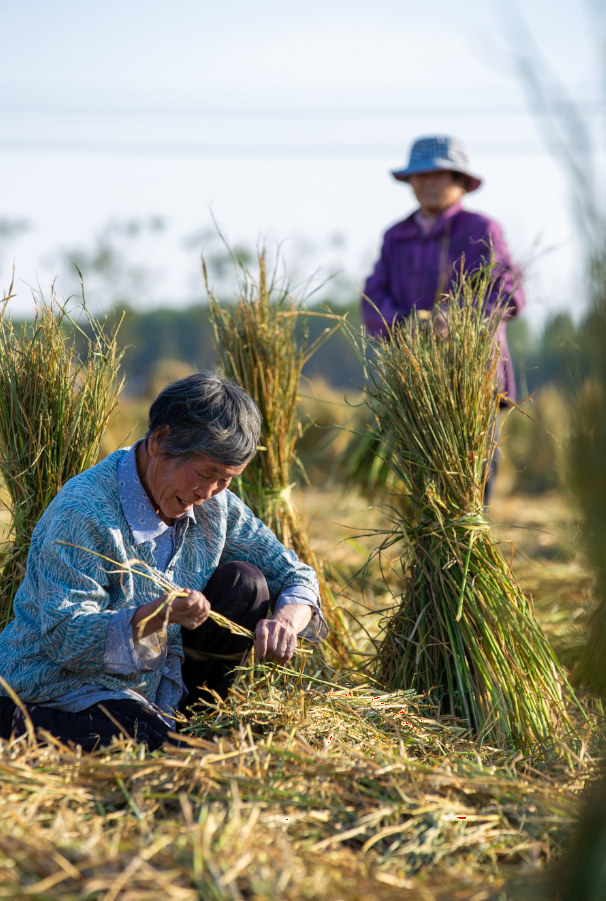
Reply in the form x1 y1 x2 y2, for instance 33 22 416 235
1 0 603 326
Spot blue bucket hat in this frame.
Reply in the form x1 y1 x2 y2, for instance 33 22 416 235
392 135 482 192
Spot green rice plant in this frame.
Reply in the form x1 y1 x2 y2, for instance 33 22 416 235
360 266 578 749
0 275 124 628
332 409 397 501
207 250 358 666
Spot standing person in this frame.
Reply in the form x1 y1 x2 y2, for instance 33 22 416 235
363 135 526 501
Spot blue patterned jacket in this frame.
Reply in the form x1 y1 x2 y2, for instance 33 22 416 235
0 449 320 705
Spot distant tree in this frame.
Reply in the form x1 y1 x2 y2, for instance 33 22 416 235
0 217 30 271
58 217 167 309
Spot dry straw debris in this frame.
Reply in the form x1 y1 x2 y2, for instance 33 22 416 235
0 663 596 900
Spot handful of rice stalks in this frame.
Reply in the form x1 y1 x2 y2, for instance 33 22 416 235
0 276 124 628
363 266 578 748
207 249 357 665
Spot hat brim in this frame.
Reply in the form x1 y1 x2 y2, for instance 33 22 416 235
391 162 482 192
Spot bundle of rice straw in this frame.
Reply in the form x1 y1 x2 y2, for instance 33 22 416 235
363 265 577 748
206 249 357 666
0 276 124 628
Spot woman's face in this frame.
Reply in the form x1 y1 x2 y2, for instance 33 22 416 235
409 170 466 215
141 438 247 523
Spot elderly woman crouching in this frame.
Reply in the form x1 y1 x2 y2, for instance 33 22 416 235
0 372 325 750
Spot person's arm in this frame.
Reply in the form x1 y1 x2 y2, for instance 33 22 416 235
35 495 202 678
484 221 526 319
37 503 134 676
218 492 327 663
362 236 400 334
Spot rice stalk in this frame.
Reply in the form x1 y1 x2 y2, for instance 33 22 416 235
359 264 579 749
332 410 398 501
0 274 124 628
206 249 358 666
56 542 312 656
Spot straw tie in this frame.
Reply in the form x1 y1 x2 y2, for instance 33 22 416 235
417 511 491 539
410 511 491 622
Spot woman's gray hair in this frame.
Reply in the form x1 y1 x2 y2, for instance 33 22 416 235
147 371 262 466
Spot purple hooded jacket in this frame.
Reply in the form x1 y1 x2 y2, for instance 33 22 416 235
362 200 525 401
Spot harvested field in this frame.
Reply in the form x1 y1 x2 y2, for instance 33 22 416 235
0 461 601 900
0 684 592 901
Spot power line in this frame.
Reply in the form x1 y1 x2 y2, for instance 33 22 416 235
0 137 553 157
1 103 604 121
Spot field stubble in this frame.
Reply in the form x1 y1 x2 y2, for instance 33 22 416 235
0 432 601 899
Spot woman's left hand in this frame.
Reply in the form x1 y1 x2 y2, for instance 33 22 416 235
254 604 312 664
433 308 449 337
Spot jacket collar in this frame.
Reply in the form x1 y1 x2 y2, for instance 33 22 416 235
395 199 464 240
117 443 195 545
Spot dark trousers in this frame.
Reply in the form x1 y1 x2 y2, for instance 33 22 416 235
180 560 270 709
0 697 175 752
0 561 270 750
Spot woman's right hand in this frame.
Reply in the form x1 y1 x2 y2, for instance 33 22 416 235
132 589 210 641
168 589 210 630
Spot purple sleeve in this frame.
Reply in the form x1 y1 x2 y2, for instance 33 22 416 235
484 220 526 319
362 237 399 334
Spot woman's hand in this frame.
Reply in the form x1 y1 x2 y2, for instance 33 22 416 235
432 307 449 338
168 589 210 630
254 604 312 665
131 589 210 641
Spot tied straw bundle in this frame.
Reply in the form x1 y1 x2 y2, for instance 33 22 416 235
0 276 124 629
362 264 579 749
207 249 358 666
